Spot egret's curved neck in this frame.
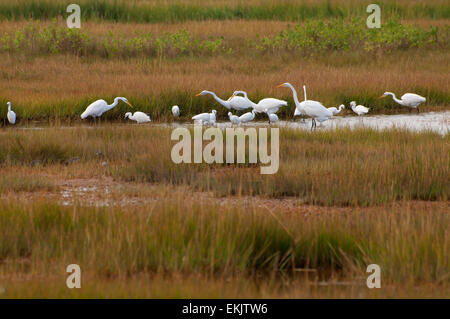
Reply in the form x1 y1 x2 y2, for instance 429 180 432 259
386 92 403 105
205 91 230 109
107 97 123 111
234 91 248 98
303 85 307 101
285 83 300 107
338 105 344 111
8 104 11 111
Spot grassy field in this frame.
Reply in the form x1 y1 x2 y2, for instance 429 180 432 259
0 0 448 299
0 126 448 298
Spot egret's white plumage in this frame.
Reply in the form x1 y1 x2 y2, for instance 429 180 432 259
196 90 252 111
231 91 287 114
239 110 256 123
192 110 216 125
277 83 333 130
228 112 241 125
6 102 16 125
172 105 180 117
268 113 279 124
381 92 426 112
328 104 345 115
81 97 132 119
350 101 369 116
125 111 151 124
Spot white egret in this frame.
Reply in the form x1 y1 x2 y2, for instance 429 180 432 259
192 110 216 125
380 92 426 113
196 90 252 111
124 112 151 124
239 110 256 123
172 105 180 117
228 112 241 125
81 97 132 120
293 85 307 121
350 101 369 116
6 102 16 125
328 104 345 115
277 83 333 130
230 91 287 114
268 113 279 124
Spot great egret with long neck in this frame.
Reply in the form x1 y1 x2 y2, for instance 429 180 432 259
124 112 151 124
380 92 426 113
230 90 287 114
81 97 132 120
6 102 16 125
196 90 252 111
277 83 332 130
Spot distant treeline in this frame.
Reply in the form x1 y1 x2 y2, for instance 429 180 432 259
0 1 449 22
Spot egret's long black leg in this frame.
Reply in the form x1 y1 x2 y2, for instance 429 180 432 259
417 107 420 113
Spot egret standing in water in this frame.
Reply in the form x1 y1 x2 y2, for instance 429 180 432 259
80 97 132 120
6 102 16 125
228 112 241 126
277 83 333 130
192 110 216 125
350 101 369 116
380 92 426 113
124 112 151 124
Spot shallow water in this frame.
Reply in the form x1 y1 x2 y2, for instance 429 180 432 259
9 111 450 135
174 111 450 135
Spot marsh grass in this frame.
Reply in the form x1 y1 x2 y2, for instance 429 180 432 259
0 0 449 22
0 126 447 206
0 198 447 298
0 173 55 192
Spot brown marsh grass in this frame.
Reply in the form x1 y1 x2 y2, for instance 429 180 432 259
0 197 448 298
0 125 447 206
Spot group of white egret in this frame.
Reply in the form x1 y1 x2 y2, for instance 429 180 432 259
4 83 426 130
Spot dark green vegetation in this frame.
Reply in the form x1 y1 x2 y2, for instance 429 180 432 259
1 0 449 22
1 19 447 58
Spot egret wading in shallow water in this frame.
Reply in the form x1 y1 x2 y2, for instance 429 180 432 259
196 90 252 111
172 105 180 117
230 91 287 114
350 101 369 116
239 110 256 123
380 92 426 113
6 102 16 125
228 112 241 125
277 83 333 130
192 110 216 125
80 97 132 121
124 112 151 124
328 104 345 115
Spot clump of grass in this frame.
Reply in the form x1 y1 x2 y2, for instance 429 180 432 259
0 173 55 192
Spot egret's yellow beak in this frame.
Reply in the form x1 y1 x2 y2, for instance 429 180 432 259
227 94 235 101
276 84 284 88
196 92 202 96
126 101 133 108
379 95 385 99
